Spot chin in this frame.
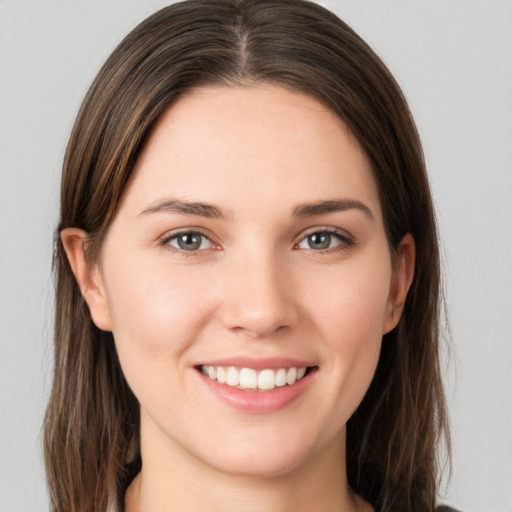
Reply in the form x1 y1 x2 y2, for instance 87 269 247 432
207 449 312 479
194 427 338 480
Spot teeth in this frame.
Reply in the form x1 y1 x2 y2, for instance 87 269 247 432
216 366 226 384
258 369 275 390
226 367 239 387
275 368 287 387
200 365 309 391
239 368 257 389
286 367 297 385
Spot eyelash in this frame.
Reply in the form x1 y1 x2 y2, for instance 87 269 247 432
294 228 355 255
159 229 219 257
159 228 355 256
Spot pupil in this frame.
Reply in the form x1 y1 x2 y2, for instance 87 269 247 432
309 233 330 250
178 233 201 250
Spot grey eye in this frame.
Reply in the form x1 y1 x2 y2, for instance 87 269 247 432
297 231 343 251
167 232 213 251
308 232 332 250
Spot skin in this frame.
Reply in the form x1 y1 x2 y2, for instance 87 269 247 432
62 85 415 512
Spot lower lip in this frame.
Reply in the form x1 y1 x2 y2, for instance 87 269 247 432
197 369 316 414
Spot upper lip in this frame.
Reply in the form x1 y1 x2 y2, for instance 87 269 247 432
196 357 316 371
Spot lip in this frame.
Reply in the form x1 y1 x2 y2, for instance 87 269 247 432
196 356 314 371
195 359 318 414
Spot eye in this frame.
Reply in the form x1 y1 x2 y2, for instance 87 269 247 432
296 230 351 251
163 231 214 252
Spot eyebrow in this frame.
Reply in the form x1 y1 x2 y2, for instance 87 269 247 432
293 199 374 219
139 197 373 220
139 198 230 219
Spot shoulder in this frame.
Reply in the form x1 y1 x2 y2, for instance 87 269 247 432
436 507 462 512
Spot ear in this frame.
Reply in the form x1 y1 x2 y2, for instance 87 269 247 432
60 228 113 331
382 233 415 334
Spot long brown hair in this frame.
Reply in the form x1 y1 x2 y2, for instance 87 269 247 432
44 1 450 511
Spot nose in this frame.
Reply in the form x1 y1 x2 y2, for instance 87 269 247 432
218 253 300 338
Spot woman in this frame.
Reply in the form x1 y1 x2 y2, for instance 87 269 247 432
44 1 450 511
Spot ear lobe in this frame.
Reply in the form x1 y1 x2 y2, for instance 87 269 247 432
60 228 113 331
382 233 415 334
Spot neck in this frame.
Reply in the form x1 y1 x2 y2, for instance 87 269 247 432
125 414 370 512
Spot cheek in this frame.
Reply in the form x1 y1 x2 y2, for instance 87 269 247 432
310 257 392 344
102 255 216 386
305 257 391 411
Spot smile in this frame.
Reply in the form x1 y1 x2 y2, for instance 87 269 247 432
200 365 309 391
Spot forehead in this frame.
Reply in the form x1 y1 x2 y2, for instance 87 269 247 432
122 85 381 220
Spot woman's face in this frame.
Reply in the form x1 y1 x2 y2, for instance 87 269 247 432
75 86 412 477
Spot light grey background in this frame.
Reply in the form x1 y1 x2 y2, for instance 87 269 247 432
0 1 511 511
